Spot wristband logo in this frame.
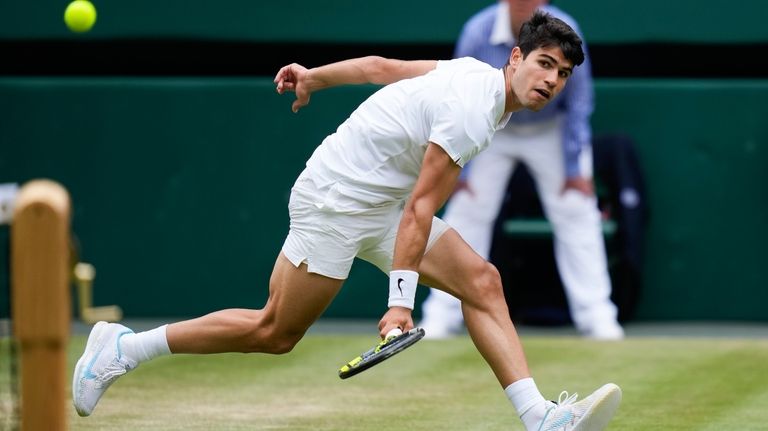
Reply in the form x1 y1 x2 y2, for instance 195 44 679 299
397 278 405 296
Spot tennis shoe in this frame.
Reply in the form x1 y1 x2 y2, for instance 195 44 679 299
73 321 138 417
536 383 621 431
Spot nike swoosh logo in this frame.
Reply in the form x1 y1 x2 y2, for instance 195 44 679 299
84 330 132 380
397 278 404 296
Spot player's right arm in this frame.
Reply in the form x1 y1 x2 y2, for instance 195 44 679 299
275 57 437 113
378 142 462 337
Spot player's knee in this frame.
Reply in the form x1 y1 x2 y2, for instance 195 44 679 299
469 263 505 309
255 325 304 355
262 335 300 355
240 314 305 354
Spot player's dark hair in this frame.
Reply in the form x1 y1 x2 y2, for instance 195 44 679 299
517 11 584 66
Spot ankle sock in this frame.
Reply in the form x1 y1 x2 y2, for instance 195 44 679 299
504 378 549 430
119 324 171 364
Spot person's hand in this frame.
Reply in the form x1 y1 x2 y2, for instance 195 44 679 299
562 176 594 196
274 63 312 113
378 306 414 339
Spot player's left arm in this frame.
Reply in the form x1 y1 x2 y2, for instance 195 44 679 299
378 142 461 337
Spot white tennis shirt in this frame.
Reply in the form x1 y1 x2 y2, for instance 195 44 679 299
305 57 510 207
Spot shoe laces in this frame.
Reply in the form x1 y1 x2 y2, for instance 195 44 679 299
95 358 133 388
537 391 580 431
556 391 579 407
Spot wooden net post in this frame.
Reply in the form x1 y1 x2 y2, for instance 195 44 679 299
11 180 71 431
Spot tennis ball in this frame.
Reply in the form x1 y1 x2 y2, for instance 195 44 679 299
64 0 97 33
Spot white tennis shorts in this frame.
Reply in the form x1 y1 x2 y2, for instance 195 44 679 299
282 169 450 279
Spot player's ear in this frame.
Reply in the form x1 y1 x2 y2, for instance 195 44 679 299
509 47 523 70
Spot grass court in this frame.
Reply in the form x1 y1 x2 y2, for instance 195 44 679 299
4 329 767 430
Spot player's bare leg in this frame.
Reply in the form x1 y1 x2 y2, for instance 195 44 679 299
418 229 621 430
74 252 344 416
167 252 344 354
418 228 529 387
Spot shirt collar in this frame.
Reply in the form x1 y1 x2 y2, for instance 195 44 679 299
496 112 512 130
495 67 512 130
489 2 515 47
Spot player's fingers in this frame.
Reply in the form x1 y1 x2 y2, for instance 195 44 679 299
273 65 292 83
292 91 310 113
274 66 298 93
399 317 414 333
277 82 298 95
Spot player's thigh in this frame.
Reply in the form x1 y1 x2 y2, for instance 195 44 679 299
265 252 345 335
417 228 499 307
358 214 449 274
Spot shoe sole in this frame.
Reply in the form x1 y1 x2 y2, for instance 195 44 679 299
72 321 108 417
573 383 622 431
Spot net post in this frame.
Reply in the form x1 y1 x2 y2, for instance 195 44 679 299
11 179 71 431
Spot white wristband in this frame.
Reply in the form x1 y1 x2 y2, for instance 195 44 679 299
388 270 419 310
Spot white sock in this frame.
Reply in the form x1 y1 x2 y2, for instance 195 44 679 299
504 378 550 430
119 324 171 364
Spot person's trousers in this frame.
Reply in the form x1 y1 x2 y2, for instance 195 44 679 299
422 118 618 332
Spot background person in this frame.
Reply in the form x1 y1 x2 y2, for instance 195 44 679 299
420 0 624 340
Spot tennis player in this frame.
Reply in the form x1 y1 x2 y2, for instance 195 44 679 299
73 12 621 430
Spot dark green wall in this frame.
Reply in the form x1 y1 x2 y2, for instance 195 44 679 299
555 0 768 43
1 78 766 320
592 80 768 320
2 0 766 321
0 0 489 42
2 0 766 43
0 78 387 319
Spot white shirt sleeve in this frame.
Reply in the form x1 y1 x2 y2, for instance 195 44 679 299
428 98 486 168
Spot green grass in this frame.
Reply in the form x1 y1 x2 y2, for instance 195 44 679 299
2 333 768 430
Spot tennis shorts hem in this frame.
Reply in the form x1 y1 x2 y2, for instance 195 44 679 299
281 244 349 280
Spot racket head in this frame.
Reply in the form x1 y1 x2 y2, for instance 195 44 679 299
338 327 425 379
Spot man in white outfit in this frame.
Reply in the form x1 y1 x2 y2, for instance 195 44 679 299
72 12 622 430
420 0 624 340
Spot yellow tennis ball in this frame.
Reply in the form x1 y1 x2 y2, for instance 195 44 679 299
64 0 97 33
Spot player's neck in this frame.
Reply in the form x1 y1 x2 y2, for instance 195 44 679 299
502 64 523 114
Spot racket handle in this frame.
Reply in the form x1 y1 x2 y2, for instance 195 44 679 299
385 328 403 339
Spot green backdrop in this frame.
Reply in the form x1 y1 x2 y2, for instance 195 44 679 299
1 0 766 321
1 78 766 320
2 0 767 43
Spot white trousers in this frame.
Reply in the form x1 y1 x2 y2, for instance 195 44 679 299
422 118 618 332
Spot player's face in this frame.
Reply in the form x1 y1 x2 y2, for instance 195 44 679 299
509 45 573 111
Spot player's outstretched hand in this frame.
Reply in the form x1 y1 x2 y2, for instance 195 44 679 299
274 63 313 113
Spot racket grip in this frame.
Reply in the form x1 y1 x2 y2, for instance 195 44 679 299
385 328 403 339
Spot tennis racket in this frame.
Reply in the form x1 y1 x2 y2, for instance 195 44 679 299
338 327 425 379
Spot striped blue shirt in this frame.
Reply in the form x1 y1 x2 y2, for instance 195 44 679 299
455 3 594 177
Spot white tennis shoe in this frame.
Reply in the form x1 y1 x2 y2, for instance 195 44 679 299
73 321 138 417
536 383 622 431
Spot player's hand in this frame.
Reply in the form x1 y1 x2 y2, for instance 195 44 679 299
562 176 594 196
378 306 414 339
274 63 312 113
